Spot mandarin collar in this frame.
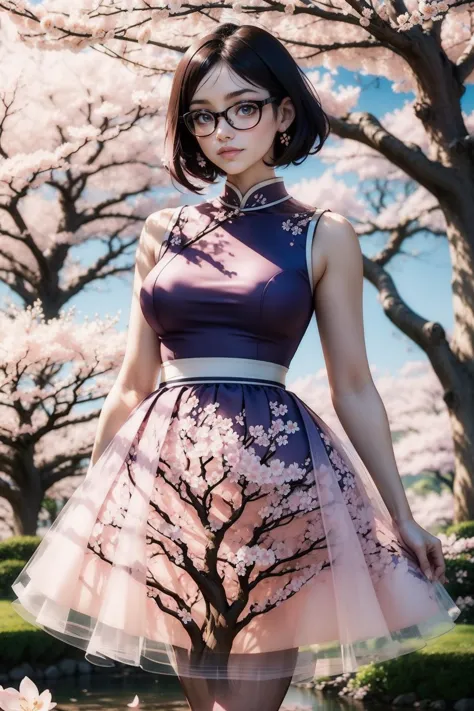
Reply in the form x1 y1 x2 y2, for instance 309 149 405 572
217 176 291 211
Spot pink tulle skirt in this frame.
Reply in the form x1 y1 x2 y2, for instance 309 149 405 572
11 362 461 682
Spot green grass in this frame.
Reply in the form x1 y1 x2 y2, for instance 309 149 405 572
415 622 474 654
0 599 84 665
351 624 474 700
0 599 37 631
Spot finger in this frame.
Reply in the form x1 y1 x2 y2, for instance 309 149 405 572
415 547 433 580
429 540 445 581
435 570 447 585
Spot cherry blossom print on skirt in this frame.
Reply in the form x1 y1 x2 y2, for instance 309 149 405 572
10 381 461 681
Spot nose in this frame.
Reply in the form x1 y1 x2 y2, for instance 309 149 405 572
215 114 233 139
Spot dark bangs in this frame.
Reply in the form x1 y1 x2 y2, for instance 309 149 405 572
164 23 331 194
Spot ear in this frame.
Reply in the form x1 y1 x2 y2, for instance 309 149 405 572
278 96 295 132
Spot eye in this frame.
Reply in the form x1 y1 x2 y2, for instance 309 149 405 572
236 102 258 116
193 111 213 125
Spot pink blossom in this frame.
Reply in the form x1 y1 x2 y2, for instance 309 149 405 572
0 676 57 711
137 27 152 45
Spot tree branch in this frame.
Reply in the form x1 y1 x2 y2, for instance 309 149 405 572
363 253 460 404
329 112 454 196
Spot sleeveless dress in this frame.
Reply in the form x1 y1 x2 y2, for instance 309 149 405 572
10 176 461 683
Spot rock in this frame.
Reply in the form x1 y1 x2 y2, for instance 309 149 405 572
393 693 418 706
77 673 93 683
416 701 432 710
0 673 9 685
94 663 115 673
453 701 474 711
32 667 44 679
8 663 35 680
57 659 77 676
43 665 60 680
430 702 446 711
77 661 93 675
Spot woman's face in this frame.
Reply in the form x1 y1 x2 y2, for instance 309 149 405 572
187 62 293 177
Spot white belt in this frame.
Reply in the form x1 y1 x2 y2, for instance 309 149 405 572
158 356 288 388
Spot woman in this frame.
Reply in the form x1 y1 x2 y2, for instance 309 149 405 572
11 22 460 711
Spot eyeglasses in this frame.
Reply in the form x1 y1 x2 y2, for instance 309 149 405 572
181 97 278 137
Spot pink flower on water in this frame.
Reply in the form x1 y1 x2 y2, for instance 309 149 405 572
0 676 57 711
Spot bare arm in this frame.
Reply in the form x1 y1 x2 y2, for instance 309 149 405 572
312 212 413 525
89 207 175 467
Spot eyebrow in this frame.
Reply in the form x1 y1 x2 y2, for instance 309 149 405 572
189 88 261 107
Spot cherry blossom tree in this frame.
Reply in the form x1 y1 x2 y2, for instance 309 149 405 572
0 0 473 522
405 488 453 531
0 499 15 539
0 21 176 320
374 360 454 489
0 25 178 533
0 300 125 534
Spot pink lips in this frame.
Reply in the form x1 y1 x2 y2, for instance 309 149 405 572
218 148 243 158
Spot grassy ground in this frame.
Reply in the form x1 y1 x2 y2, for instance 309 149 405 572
350 623 474 700
415 622 473 655
0 598 33 632
0 598 85 666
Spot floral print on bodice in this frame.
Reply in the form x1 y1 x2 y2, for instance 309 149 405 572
139 177 321 368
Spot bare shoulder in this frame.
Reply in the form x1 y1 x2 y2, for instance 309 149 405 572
317 210 359 250
142 206 179 263
312 210 361 286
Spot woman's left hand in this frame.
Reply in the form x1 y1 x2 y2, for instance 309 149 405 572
395 517 448 584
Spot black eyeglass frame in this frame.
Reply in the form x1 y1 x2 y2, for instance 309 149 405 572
181 96 279 137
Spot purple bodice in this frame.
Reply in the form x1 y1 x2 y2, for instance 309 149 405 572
140 177 329 368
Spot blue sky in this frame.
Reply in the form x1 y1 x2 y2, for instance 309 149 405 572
2 47 470 386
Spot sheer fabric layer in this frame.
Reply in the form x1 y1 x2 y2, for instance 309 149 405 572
11 381 460 681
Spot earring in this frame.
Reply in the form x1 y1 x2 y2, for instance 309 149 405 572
279 131 290 147
196 151 207 168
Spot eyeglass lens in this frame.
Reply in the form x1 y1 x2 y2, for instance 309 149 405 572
186 102 262 137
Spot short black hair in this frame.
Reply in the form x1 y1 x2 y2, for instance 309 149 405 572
164 22 331 194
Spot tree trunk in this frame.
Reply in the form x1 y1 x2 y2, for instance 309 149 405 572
173 613 234 691
10 487 43 535
442 204 474 521
448 373 474 522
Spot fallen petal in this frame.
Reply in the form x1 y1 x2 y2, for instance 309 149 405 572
127 695 140 708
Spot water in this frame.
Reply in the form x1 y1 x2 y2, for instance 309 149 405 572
43 670 393 711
